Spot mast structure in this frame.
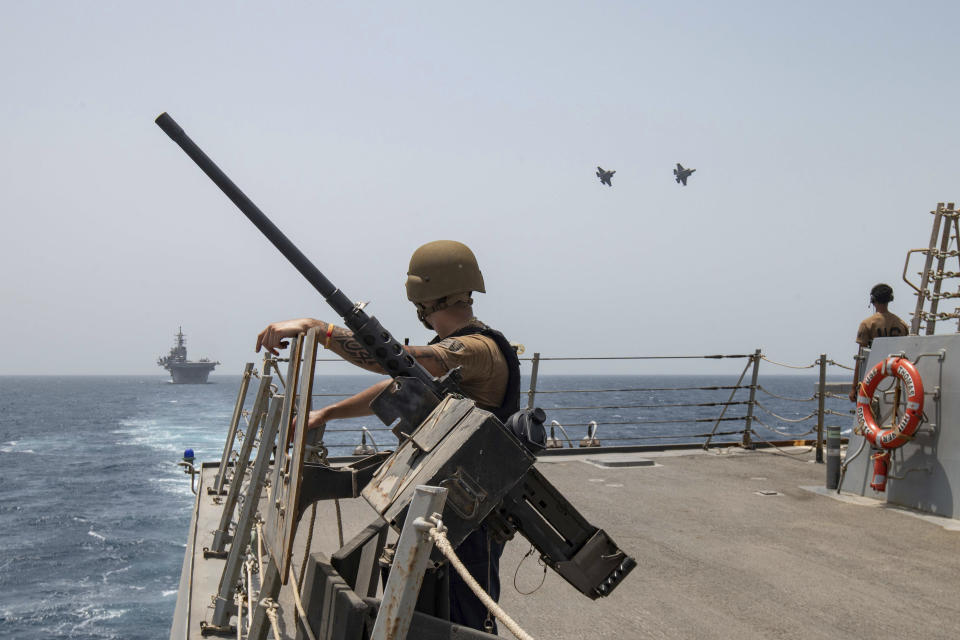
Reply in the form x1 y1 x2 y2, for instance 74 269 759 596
904 202 960 335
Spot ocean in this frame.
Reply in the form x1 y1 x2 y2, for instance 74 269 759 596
0 373 852 639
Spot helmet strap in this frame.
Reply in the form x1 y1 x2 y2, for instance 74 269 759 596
414 293 473 331
416 306 434 330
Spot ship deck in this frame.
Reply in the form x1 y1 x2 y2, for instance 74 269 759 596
174 446 960 640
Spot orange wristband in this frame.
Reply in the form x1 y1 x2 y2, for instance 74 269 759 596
324 324 335 349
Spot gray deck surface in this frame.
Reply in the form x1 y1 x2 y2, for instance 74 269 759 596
175 447 960 640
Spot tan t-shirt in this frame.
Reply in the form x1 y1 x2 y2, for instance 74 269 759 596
856 311 909 347
428 333 508 410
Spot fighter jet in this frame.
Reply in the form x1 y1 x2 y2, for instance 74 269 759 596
596 166 615 187
674 163 695 186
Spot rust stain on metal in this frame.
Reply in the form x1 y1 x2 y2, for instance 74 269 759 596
386 618 401 639
366 472 399 510
365 453 403 511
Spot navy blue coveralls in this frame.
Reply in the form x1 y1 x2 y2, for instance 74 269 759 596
429 323 521 633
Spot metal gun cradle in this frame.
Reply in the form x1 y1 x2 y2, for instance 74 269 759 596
362 395 635 599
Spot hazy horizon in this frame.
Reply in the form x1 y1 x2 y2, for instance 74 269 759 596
3 2 958 376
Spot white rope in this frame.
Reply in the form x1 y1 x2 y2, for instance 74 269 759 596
760 355 817 370
256 520 265 578
751 417 815 439
827 359 854 371
759 424 815 438
288 564 318 640
260 598 281 640
245 553 255 633
753 439 815 457
748 429 815 457
825 409 853 417
428 526 536 640
234 592 244 640
756 385 816 402
753 402 817 423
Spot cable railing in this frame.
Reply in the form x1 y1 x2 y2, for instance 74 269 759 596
519 349 766 450
543 400 753 411
531 385 750 394
256 348 858 458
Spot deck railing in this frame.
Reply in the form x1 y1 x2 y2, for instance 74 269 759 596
260 348 856 459
520 350 854 457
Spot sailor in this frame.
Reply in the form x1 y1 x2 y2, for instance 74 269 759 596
256 239 519 633
848 283 910 402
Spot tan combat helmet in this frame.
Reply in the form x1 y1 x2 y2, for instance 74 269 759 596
405 240 485 303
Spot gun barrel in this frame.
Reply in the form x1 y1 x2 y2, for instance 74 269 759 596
154 112 357 317
154 112 435 388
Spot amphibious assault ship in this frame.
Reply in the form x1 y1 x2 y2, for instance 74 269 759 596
158 327 219 384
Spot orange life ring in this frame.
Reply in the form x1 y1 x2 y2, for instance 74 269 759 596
856 356 924 450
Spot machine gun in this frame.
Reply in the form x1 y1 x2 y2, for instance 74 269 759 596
156 112 458 438
155 113 635 637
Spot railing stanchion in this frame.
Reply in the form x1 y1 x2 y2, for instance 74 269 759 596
527 352 541 410
370 486 448 640
742 349 761 448
212 362 254 494
816 354 826 463
703 358 753 450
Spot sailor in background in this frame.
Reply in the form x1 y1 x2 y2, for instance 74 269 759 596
256 240 519 634
848 283 910 402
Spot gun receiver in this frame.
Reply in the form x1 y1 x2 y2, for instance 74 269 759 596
362 396 637 600
155 112 457 433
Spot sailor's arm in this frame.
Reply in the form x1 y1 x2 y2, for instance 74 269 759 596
305 347 450 428
326 328 449 376
307 379 390 428
849 345 864 402
256 318 449 375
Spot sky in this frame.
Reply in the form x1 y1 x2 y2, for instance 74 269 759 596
2 1 959 376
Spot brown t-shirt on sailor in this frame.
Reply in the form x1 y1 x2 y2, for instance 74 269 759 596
856 311 909 348
428 333 508 410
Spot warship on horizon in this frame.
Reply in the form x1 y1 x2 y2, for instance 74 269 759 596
157 327 219 384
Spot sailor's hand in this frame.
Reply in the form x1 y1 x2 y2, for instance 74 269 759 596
286 408 329 447
256 318 320 355
307 409 328 431
848 389 857 403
